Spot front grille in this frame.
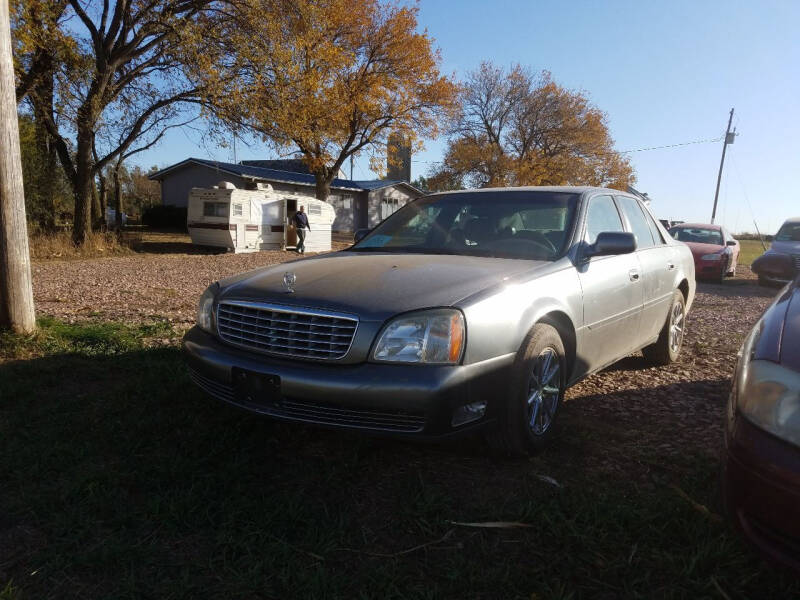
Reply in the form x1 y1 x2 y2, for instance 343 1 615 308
793 254 800 271
187 368 426 432
217 302 358 360
189 367 235 403
271 398 426 432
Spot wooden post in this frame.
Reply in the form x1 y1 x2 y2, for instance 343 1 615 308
0 0 36 333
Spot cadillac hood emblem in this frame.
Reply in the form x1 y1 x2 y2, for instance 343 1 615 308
282 271 297 293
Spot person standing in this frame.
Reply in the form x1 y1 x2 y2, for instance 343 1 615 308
292 205 311 253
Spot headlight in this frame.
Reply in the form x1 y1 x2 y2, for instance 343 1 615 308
196 283 219 333
737 359 800 446
701 253 722 261
372 309 465 364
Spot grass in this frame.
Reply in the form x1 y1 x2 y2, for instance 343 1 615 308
737 239 768 266
1 319 799 598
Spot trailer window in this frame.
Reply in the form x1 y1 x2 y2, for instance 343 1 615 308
232 203 243 217
308 204 322 216
203 202 228 217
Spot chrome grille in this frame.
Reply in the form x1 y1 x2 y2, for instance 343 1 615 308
188 368 426 432
189 367 235 403
217 301 358 360
271 398 426 432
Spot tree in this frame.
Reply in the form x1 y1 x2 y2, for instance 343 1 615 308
125 165 159 215
18 113 71 229
429 62 634 191
1 0 35 333
194 0 457 200
14 0 213 244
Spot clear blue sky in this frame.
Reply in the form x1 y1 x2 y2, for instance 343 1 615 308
133 0 800 234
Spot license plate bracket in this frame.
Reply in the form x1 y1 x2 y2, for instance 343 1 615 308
232 368 281 405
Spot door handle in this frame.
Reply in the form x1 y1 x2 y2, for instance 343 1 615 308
629 269 640 282
667 262 675 271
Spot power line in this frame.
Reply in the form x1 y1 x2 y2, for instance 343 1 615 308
410 136 724 163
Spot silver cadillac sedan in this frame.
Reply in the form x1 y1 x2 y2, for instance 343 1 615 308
184 187 695 455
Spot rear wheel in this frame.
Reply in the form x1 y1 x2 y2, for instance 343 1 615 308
642 290 686 366
486 324 565 456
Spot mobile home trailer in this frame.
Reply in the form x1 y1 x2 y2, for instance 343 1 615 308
187 182 335 253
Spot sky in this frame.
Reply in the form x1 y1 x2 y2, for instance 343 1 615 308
132 0 800 235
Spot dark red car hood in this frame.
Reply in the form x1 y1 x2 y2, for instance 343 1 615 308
684 241 725 258
754 279 800 373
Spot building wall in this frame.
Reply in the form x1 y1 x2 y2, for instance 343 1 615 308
367 186 417 228
327 191 368 232
157 163 414 233
159 166 248 208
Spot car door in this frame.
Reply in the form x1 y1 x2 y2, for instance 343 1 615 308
576 194 645 372
616 195 674 346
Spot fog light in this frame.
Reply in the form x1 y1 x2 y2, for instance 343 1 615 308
451 401 487 427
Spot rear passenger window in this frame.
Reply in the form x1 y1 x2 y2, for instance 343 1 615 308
642 206 665 244
584 195 624 245
617 196 655 249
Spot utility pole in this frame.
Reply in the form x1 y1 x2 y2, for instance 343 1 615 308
0 0 36 333
711 107 735 224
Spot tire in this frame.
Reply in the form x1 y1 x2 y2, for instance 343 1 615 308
642 290 686 366
485 323 566 456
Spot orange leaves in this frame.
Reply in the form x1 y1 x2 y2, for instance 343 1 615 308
194 0 457 195
431 62 635 191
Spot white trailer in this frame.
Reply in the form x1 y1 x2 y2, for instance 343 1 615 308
186 182 335 253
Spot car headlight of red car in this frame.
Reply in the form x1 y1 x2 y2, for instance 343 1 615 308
737 358 800 446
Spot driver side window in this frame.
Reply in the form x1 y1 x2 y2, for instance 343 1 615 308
584 195 624 245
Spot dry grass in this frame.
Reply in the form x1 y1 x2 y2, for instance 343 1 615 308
29 231 135 261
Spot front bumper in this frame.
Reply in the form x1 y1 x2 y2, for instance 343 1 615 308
694 257 728 279
724 415 800 574
182 326 514 438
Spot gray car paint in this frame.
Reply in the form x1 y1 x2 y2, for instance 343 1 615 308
211 187 696 384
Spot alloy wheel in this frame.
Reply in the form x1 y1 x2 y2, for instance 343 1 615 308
669 300 685 354
527 348 561 435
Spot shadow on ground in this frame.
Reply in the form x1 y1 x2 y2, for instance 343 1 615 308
1 348 796 599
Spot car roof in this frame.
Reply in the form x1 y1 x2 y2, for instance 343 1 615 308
431 185 632 196
670 222 722 230
780 216 800 225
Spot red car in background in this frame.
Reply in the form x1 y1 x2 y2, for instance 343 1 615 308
668 223 740 282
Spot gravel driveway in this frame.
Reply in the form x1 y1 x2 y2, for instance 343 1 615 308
31 233 779 464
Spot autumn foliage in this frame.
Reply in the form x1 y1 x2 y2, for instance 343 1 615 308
191 0 457 199
429 63 634 191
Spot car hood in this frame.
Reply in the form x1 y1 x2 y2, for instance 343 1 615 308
754 278 800 373
683 241 725 257
770 240 800 255
218 251 548 320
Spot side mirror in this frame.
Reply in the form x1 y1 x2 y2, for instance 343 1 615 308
354 228 370 243
586 231 637 258
726 240 737 246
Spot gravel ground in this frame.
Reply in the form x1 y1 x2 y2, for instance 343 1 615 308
31 233 779 462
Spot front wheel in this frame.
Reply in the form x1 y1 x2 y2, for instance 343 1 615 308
486 324 566 456
642 290 686 365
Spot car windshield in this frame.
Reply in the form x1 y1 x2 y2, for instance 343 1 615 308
350 191 579 260
670 227 723 246
775 223 800 242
